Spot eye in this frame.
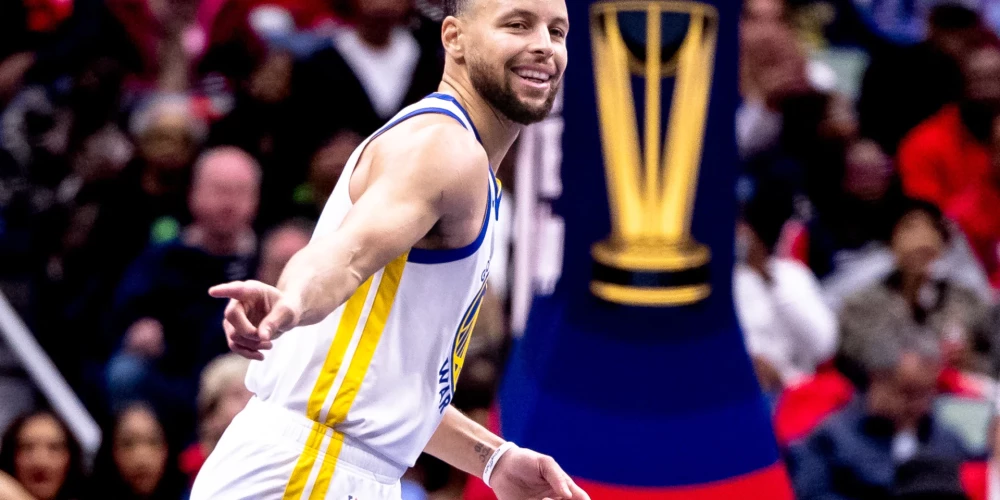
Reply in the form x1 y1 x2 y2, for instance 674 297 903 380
508 21 528 30
550 28 566 39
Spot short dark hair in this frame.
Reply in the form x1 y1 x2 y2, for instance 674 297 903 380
443 0 470 17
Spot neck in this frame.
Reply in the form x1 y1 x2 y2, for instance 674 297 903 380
357 22 394 49
901 271 925 306
436 77 521 169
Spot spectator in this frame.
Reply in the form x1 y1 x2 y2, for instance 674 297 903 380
839 199 994 378
54 93 205 360
293 0 444 142
90 402 187 500
789 136 992 309
105 146 260 443
179 353 251 485
256 219 312 287
737 0 819 159
734 191 837 395
787 338 968 499
0 410 87 500
898 44 1000 289
859 3 986 155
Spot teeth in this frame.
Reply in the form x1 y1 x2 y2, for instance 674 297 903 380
515 69 550 82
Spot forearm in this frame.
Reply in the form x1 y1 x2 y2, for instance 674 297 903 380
276 235 366 327
424 406 505 478
0 471 34 500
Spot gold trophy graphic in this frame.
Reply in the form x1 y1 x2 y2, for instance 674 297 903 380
589 0 718 307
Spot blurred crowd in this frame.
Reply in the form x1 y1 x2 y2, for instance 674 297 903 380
738 0 1000 498
4 0 1000 498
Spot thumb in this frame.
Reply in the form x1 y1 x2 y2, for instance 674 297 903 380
540 457 572 498
258 302 298 341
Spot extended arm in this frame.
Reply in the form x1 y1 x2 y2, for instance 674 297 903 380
257 119 487 336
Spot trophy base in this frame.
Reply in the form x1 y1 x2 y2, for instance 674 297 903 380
590 239 711 307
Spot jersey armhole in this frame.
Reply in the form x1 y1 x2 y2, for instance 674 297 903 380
367 104 494 265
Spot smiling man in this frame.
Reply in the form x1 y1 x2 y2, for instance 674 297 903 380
189 0 588 499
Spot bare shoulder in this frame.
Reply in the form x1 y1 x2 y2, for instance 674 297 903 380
374 114 487 176
368 113 489 209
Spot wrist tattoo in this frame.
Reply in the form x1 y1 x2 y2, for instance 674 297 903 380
474 442 492 464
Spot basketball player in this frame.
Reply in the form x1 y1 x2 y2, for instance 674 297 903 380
190 0 589 499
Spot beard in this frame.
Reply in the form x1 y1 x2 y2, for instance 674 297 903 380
468 57 559 125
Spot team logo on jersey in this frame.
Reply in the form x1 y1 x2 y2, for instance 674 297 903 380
588 1 717 306
437 276 489 413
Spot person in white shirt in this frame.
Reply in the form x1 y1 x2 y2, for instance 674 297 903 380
734 193 838 393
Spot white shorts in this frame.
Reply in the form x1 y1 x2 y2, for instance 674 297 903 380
190 397 405 500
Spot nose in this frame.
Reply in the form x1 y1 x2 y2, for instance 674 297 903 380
528 27 555 59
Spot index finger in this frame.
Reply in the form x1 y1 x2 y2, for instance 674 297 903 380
209 281 250 300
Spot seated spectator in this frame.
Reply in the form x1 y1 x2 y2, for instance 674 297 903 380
90 402 187 500
293 0 444 141
839 199 994 378
105 147 260 443
179 353 252 485
787 338 968 499
256 219 312 287
897 44 1000 283
0 410 87 500
897 45 1000 241
734 190 837 396
859 3 985 155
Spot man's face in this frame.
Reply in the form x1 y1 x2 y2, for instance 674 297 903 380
461 0 569 124
869 353 940 429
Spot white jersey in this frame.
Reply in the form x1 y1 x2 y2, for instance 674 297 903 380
245 93 500 470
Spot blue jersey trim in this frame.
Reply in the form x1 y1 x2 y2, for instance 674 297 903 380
370 107 468 143
428 93 483 144
408 185 491 264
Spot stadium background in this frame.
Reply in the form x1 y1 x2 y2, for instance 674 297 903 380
0 0 999 499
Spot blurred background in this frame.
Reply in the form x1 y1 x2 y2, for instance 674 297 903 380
3 0 1000 498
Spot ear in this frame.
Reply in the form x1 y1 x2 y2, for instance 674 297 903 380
442 16 466 61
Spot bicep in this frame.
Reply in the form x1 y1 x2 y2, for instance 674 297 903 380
325 168 443 281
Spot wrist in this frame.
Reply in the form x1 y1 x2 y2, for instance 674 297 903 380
482 441 517 488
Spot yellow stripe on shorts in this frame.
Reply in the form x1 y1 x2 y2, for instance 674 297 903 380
281 421 325 500
309 253 408 500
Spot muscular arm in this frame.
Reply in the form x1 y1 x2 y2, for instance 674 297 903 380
271 118 487 330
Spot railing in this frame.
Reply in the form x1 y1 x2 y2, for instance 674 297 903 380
0 292 101 459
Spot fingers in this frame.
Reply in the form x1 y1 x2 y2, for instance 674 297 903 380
209 281 253 300
224 321 266 361
566 480 590 500
539 457 573 499
258 302 297 341
224 300 257 337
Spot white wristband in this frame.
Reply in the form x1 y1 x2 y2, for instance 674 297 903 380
482 441 517 488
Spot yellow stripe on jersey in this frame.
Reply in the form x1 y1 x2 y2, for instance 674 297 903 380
309 252 408 499
281 421 325 500
305 276 375 421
